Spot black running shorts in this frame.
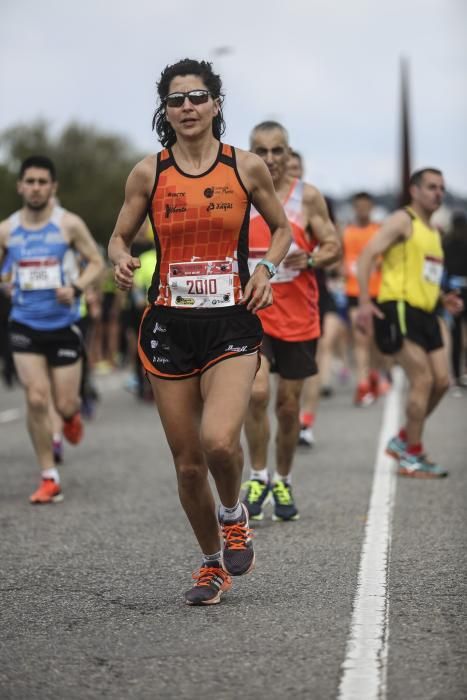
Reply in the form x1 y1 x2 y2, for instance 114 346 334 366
8 320 83 367
374 301 443 354
138 304 263 380
261 334 318 380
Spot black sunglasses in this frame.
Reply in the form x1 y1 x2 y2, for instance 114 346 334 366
165 89 211 108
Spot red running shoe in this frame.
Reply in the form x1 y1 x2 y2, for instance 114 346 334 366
63 412 83 445
30 478 63 504
354 381 376 407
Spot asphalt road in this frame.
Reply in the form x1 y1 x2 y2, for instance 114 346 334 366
1 371 466 700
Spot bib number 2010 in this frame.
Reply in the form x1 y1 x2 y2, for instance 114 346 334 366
187 278 218 295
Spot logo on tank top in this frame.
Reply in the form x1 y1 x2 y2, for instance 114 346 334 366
204 185 234 199
207 202 233 212
165 204 187 218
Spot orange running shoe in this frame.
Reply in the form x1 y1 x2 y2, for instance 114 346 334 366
63 412 83 445
29 478 63 504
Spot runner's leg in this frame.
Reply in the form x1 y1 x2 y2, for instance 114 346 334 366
319 312 345 392
13 353 54 470
425 346 450 416
275 377 304 477
394 339 433 445
244 355 271 470
350 306 370 385
200 354 259 506
147 373 220 556
50 361 82 420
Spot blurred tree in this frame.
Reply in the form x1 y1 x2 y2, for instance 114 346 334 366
0 121 144 245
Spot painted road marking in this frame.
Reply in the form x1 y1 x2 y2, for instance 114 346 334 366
0 408 22 424
338 367 404 700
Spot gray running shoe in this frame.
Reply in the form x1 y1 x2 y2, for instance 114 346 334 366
184 562 232 605
386 434 407 459
219 503 255 576
398 453 448 479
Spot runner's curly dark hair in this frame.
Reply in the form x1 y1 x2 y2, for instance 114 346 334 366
152 58 225 148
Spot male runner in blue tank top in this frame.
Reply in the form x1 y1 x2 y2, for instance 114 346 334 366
0 156 104 503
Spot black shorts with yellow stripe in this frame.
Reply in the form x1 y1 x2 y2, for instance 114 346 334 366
261 334 318 380
138 304 263 380
374 301 443 354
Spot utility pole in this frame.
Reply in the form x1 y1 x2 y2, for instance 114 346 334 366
399 57 411 206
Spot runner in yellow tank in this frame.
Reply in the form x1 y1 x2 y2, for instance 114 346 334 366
356 168 463 478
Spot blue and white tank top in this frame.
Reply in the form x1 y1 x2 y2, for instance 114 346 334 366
7 206 81 330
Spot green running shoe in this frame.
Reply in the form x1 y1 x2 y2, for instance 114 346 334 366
242 479 271 521
272 479 300 521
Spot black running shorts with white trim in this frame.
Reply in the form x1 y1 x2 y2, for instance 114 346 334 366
261 334 318 380
138 304 263 380
8 320 83 367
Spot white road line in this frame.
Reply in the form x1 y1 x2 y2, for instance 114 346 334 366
338 366 404 700
0 408 22 424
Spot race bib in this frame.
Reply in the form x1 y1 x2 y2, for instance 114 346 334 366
168 260 235 308
423 256 443 285
271 241 301 284
248 244 301 284
18 257 61 290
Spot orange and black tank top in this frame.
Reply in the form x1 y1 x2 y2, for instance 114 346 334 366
147 143 251 310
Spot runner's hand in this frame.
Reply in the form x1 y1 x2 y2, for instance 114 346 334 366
442 291 464 316
56 286 76 305
114 254 141 291
356 301 384 335
282 248 308 270
240 266 273 313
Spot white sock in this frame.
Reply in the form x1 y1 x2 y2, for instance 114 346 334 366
202 550 223 566
219 501 242 521
273 472 291 485
42 468 60 483
52 433 62 444
250 467 269 482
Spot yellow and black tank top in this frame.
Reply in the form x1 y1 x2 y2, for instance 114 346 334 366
378 207 443 312
147 143 251 310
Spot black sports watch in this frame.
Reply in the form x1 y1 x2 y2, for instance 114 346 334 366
72 284 83 298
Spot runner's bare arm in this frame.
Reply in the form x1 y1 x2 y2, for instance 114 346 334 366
236 151 292 312
66 214 104 290
357 210 411 304
0 220 13 296
355 210 411 333
108 157 155 290
305 186 341 266
284 185 341 270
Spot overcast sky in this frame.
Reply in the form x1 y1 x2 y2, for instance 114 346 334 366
1 0 466 196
